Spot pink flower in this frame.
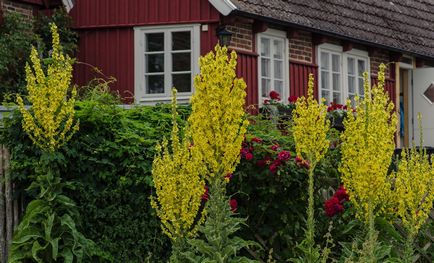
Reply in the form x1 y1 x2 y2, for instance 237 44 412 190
229 199 238 212
269 90 281 100
288 95 298 103
277 150 291 161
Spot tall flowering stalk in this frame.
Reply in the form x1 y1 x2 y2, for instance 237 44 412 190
339 64 397 261
188 45 249 179
292 74 330 261
183 45 256 262
393 115 434 262
10 24 103 262
151 89 206 258
16 24 78 152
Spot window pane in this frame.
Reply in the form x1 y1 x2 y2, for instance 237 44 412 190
146 75 164 94
273 40 283 59
321 71 330 90
333 92 341 103
321 90 330 102
348 76 355 93
172 31 191 50
274 60 283 79
332 54 340 72
348 57 355 75
261 78 271 97
261 58 270 77
358 78 364 95
321 52 329 70
146 54 164 73
261 38 270 57
146 33 164 52
173 73 191 92
358 59 366 77
333 73 340 91
172 52 191 71
274 80 283 94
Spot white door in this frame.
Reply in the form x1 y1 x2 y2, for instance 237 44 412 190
410 68 434 146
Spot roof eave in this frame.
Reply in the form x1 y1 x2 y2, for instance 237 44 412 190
234 10 434 61
208 0 237 16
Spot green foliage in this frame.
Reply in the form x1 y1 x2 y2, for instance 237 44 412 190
0 9 77 103
34 8 78 57
0 12 36 102
2 89 191 262
9 154 110 263
182 178 259 262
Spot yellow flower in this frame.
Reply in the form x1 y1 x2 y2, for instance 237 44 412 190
393 115 434 234
292 73 330 165
151 89 206 240
188 45 249 179
339 64 397 222
16 23 78 152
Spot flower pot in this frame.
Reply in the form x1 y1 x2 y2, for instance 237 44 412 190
331 115 345 131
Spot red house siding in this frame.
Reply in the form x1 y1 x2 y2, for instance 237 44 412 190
71 0 221 102
290 60 318 99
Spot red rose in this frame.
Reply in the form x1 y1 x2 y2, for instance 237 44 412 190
334 185 349 202
245 152 253 160
202 186 209 201
277 150 291 161
251 137 263 143
264 99 270 104
229 199 238 212
269 160 282 174
271 144 280 151
324 196 344 217
269 90 281 100
295 156 303 163
256 156 272 167
288 95 298 103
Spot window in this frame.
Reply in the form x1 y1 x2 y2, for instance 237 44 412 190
257 29 289 103
318 44 369 104
134 25 200 103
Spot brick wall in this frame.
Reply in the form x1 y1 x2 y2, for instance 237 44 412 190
288 31 313 63
226 18 253 52
370 49 391 78
0 0 34 21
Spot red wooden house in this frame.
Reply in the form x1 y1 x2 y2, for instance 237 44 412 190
68 0 434 147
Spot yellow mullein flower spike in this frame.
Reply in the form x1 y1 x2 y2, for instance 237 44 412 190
393 114 434 234
151 89 206 241
292 73 330 165
16 23 78 152
188 45 249 178
339 64 397 223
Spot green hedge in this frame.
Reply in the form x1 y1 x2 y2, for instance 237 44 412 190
1 96 191 262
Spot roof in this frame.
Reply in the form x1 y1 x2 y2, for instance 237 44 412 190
221 0 434 59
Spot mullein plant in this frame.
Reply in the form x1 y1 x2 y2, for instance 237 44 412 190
182 45 258 262
392 114 434 263
150 89 206 261
292 74 330 262
339 64 397 262
10 24 107 262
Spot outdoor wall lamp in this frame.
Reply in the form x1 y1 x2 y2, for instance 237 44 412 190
216 26 233 47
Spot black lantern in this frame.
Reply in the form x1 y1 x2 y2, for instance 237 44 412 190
216 26 233 47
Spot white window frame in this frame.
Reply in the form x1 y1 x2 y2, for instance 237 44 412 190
317 43 370 104
257 29 289 105
134 24 200 104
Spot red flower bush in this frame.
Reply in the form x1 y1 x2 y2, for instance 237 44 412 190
288 96 298 103
251 137 263 143
277 150 291 161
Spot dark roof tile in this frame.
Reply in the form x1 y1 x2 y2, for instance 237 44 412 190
232 0 434 58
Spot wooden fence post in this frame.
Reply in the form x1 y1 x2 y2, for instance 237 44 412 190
0 146 6 263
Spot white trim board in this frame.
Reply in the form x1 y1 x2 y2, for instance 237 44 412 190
62 0 74 12
208 0 237 16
